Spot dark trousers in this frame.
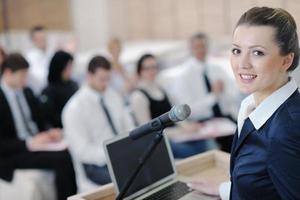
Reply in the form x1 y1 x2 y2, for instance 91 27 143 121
198 115 236 153
215 115 236 153
82 163 111 185
13 150 77 200
170 140 208 159
216 135 234 153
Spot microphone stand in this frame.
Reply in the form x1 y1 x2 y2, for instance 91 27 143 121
116 129 164 200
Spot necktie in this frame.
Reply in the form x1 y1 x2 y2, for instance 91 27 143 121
15 92 34 136
100 97 118 135
203 70 223 117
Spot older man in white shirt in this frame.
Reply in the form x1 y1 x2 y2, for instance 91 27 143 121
171 33 239 152
172 33 231 121
62 55 134 190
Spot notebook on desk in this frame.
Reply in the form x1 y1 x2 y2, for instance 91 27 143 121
103 133 217 200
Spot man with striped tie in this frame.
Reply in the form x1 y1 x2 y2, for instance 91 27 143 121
0 53 77 200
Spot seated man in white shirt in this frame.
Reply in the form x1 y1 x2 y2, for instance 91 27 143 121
171 33 236 152
173 33 226 120
62 55 134 187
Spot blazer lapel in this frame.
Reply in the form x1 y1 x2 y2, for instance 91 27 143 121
233 118 255 155
0 88 18 137
230 129 238 173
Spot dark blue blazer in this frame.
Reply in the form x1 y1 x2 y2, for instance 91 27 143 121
230 90 300 200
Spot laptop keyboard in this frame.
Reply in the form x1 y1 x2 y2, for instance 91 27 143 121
142 181 191 200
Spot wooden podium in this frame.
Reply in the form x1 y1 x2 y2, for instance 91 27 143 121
68 150 230 200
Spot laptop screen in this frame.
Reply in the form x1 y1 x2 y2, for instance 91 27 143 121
105 133 176 199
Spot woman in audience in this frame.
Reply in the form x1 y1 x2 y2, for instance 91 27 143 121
41 50 78 128
130 54 210 158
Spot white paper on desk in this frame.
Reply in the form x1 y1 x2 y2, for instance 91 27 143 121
30 141 68 152
171 118 237 143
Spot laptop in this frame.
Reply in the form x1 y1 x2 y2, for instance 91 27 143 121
104 133 217 200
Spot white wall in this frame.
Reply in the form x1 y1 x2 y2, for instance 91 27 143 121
70 0 110 51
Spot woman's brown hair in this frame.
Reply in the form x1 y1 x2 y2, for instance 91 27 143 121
236 7 299 71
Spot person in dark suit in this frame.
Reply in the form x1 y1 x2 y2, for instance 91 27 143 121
188 7 300 200
41 50 78 128
0 53 77 200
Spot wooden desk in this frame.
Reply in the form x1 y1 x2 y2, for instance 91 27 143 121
68 150 230 200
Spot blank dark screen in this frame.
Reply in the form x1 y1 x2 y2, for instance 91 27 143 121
106 134 174 198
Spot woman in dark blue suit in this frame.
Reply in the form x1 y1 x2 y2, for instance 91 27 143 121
188 7 300 200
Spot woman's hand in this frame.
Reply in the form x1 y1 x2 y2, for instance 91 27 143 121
187 178 220 197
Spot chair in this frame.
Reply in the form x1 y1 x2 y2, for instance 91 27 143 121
0 170 56 200
70 156 99 193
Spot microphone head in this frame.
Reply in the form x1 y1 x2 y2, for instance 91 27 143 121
169 104 191 122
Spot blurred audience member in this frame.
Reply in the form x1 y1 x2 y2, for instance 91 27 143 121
172 33 235 152
130 54 209 158
63 55 134 186
0 53 77 200
107 38 136 98
173 33 225 120
40 50 78 128
25 25 54 94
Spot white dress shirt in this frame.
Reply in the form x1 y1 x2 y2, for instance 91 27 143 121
171 57 219 120
25 47 53 94
62 84 135 166
219 78 298 200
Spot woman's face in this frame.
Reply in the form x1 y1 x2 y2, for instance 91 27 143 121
140 57 158 81
231 25 292 102
62 61 73 81
108 40 122 59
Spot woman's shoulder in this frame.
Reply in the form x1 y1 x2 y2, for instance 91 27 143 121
270 90 300 141
45 80 78 91
283 90 300 119
67 80 79 87
272 90 300 130
130 88 149 101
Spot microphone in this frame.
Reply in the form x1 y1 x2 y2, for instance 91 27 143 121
130 104 191 140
